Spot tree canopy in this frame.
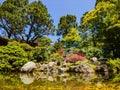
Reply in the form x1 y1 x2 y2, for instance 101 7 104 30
62 28 81 48
58 14 78 37
0 0 54 44
81 1 120 57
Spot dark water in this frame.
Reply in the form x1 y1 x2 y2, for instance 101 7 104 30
0 72 120 90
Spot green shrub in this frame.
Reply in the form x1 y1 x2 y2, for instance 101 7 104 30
19 43 34 60
8 41 20 46
19 43 33 51
86 47 103 58
33 46 55 62
106 58 120 73
50 53 63 62
112 74 120 82
0 43 28 71
8 41 34 60
53 42 63 50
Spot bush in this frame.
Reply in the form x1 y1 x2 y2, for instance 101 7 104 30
0 42 28 71
53 42 63 50
106 58 120 73
66 54 86 63
19 43 34 60
19 43 33 51
57 49 65 56
86 47 103 58
50 53 63 62
112 74 120 82
33 46 55 62
33 47 47 62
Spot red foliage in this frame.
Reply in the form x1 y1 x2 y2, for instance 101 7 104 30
66 54 86 63
73 52 85 57
57 49 64 55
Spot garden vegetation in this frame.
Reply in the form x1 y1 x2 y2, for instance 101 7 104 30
0 0 119 83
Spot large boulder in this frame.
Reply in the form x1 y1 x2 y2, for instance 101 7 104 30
20 61 36 72
69 64 94 73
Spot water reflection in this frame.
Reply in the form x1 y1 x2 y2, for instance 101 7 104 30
20 73 34 84
0 72 120 90
19 72 96 84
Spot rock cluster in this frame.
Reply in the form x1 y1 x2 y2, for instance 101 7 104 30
69 64 94 73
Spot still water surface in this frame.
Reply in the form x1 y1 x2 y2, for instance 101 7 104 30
0 72 120 90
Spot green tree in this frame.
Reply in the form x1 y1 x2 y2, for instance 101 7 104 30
22 1 54 43
0 0 28 38
97 1 120 57
53 41 63 51
58 14 78 37
0 0 54 44
36 36 52 47
96 0 120 5
81 1 120 57
62 28 81 48
81 1 117 47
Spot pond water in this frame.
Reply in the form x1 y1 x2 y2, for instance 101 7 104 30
0 72 120 90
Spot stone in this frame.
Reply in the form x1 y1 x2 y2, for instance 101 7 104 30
96 64 109 72
48 62 55 67
39 64 48 71
98 58 108 64
62 60 67 67
90 57 100 64
69 64 94 73
90 57 98 62
69 66 77 72
20 61 36 72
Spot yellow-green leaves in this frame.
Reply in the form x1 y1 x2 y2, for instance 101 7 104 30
62 28 81 42
82 1 117 28
62 28 81 48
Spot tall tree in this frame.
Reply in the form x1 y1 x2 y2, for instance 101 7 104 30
81 1 120 57
22 1 54 43
0 0 54 44
0 0 28 38
58 14 77 37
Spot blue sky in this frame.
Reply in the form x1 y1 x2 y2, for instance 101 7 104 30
37 0 96 42
31 0 96 27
